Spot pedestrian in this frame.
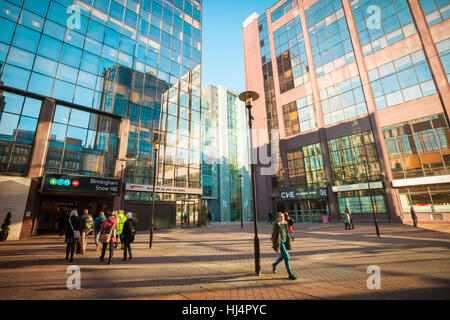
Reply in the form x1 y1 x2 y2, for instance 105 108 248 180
122 212 137 261
411 206 418 228
116 210 127 249
207 210 212 224
94 211 106 251
345 208 354 230
65 210 81 263
99 212 117 265
271 212 297 280
343 210 351 230
79 208 94 254
268 212 273 224
284 212 295 241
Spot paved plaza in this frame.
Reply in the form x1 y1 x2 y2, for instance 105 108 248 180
0 222 449 300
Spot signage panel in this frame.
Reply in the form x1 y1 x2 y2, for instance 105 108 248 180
42 174 121 195
279 188 328 200
126 183 203 195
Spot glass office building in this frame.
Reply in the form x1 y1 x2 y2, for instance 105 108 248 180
201 85 253 223
0 0 202 239
243 0 450 224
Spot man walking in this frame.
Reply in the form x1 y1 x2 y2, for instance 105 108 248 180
411 206 418 228
94 211 106 251
80 208 94 254
271 212 297 280
116 210 127 249
122 212 137 261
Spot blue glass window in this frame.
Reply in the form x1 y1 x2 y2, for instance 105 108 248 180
12 25 41 52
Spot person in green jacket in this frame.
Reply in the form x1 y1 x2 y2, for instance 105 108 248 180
271 212 297 280
115 210 127 249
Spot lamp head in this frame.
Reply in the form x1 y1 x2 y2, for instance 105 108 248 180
239 91 259 108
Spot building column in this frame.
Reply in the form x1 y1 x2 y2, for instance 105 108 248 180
298 2 340 222
113 117 130 210
20 98 56 238
342 0 402 222
407 0 450 122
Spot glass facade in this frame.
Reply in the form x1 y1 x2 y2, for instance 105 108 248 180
436 38 450 83
287 143 326 189
0 92 42 175
45 104 119 177
369 50 436 110
419 0 450 27
352 0 416 56
382 114 450 179
398 184 450 213
328 131 382 185
271 0 295 23
305 0 355 77
320 75 367 126
273 16 309 93
0 0 202 189
200 97 218 199
282 94 317 136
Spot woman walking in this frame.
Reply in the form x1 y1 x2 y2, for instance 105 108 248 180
343 209 351 230
65 210 81 263
272 212 297 280
284 212 295 241
99 212 117 265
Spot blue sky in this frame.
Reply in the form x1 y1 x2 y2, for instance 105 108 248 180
201 0 276 94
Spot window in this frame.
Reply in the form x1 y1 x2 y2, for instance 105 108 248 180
273 16 309 92
282 95 317 136
382 114 450 179
306 0 355 77
436 38 450 83
0 92 42 176
369 50 436 110
287 143 325 189
420 0 450 27
352 0 416 56
271 0 296 22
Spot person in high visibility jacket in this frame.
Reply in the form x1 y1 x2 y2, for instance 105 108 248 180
115 210 127 249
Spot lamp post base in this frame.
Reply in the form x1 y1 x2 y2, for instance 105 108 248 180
254 236 261 276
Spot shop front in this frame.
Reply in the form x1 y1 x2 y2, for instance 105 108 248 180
275 188 329 223
124 183 203 229
37 174 121 234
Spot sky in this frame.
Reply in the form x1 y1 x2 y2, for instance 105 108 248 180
201 0 276 94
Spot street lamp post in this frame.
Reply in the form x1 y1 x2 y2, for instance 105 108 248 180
239 90 261 276
120 163 125 210
149 130 163 249
238 174 243 229
362 156 380 237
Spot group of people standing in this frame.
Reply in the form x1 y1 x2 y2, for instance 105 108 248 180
65 209 137 264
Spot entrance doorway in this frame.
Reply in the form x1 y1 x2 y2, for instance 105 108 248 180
179 200 199 227
37 195 112 234
275 199 329 223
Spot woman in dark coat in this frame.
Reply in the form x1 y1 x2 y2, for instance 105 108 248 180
65 210 81 263
271 212 297 280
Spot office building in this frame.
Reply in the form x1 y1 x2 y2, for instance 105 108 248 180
242 0 450 224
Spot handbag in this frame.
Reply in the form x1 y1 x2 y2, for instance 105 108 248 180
100 222 114 243
68 217 81 239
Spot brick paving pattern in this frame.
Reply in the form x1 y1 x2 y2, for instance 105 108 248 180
0 223 449 299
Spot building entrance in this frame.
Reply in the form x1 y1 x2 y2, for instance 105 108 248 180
276 199 329 223
37 195 112 234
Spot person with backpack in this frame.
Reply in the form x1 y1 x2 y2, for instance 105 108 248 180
99 212 117 265
121 212 137 261
65 210 81 263
271 212 297 280
116 210 127 250
94 211 106 251
80 208 94 254
284 212 295 241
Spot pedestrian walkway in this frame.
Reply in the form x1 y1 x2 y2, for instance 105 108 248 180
0 223 449 299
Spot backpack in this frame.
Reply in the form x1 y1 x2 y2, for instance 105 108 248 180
103 219 113 235
84 215 94 229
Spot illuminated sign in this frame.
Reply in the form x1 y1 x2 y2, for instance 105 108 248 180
279 188 328 200
42 174 121 195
